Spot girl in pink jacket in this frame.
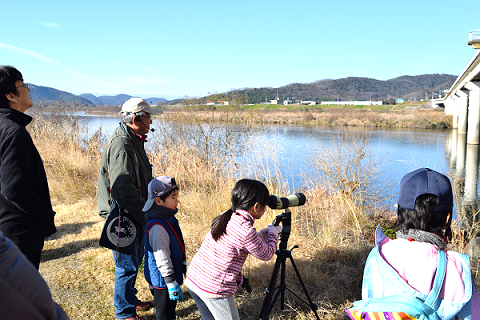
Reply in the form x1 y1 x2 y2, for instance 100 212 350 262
185 179 282 320
357 168 480 320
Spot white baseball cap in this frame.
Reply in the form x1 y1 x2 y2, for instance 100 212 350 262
120 97 163 115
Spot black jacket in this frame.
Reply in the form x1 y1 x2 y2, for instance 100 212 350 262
0 108 56 244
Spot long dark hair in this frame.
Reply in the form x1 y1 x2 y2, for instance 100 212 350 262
211 179 270 241
396 194 452 240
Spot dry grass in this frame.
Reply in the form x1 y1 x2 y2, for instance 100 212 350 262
152 107 452 129
27 112 472 320
75 104 453 129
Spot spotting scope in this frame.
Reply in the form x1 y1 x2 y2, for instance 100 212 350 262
268 193 306 210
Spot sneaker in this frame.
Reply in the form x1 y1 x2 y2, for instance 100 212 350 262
135 299 153 311
116 316 144 320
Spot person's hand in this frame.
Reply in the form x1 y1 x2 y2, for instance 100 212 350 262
268 224 282 237
167 281 183 301
257 227 269 241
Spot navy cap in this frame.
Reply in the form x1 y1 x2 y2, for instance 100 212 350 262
142 176 177 212
398 168 453 212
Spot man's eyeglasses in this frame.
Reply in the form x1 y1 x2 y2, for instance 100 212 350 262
16 83 29 89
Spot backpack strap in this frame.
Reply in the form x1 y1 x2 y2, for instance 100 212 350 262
424 249 447 309
106 135 142 195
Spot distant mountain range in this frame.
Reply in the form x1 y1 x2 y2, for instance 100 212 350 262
220 74 457 104
78 94 169 106
28 73 457 106
28 85 170 106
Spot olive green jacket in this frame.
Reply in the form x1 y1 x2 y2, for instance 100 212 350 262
97 123 153 225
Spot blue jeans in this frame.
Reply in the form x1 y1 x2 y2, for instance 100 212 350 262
112 231 145 319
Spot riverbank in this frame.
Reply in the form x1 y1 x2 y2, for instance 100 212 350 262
38 101 452 129
160 107 451 128
29 112 471 320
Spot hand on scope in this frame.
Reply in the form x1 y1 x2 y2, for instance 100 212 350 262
257 227 269 242
268 224 282 238
167 281 183 301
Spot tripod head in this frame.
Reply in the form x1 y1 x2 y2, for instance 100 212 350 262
269 193 305 251
272 208 291 251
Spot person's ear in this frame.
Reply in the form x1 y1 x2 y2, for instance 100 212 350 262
6 93 17 103
154 197 163 206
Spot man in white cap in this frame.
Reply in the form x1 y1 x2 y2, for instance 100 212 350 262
97 97 163 320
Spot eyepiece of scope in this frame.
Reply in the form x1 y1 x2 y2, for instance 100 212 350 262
268 193 306 210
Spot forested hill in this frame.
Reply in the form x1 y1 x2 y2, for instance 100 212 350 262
221 74 456 104
29 84 94 106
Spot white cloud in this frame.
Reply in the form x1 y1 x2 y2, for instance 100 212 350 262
40 21 60 27
141 66 153 71
0 42 118 89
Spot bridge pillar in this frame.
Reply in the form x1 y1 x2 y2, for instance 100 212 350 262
466 82 480 144
445 97 454 115
449 129 458 168
465 143 479 204
456 133 467 174
456 90 469 134
451 96 459 129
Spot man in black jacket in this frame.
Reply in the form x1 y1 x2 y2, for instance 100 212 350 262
0 65 56 270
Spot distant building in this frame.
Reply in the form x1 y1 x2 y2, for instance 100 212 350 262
270 99 278 104
206 100 229 106
300 100 316 105
320 101 383 106
283 100 293 105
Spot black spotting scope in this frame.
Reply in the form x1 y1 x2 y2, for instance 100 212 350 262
268 193 306 210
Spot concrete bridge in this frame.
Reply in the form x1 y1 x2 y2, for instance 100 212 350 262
439 49 480 144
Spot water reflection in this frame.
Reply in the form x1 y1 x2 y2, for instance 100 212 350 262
446 129 480 227
47 112 480 219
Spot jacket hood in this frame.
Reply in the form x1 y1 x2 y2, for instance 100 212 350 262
145 203 178 220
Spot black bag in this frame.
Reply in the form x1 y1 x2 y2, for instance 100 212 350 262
99 201 142 255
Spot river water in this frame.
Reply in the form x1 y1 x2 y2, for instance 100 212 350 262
69 112 479 215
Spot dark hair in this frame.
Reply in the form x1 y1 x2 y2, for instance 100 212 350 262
396 193 452 240
211 179 270 241
0 65 23 108
158 186 179 202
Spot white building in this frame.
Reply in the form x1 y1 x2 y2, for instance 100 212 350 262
320 101 383 106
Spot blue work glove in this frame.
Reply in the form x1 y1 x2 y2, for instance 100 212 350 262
167 281 183 301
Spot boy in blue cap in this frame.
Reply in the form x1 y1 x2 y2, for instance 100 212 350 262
143 176 186 320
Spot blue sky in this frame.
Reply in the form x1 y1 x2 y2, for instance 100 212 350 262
1 0 479 100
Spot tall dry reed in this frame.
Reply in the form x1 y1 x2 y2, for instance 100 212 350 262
28 112 422 319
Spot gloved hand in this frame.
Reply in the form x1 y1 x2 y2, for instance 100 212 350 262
268 224 283 238
167 281 183 301
257 227 269 241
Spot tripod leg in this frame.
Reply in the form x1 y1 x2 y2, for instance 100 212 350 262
280 252 287 310
287 255 321 320
258 250 282 320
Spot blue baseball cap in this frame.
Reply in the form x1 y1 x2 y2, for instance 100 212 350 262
398 168 453 212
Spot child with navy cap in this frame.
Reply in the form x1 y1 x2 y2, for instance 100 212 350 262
143 176 186 320
357 168 480 319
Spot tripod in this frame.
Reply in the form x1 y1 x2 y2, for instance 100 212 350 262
258 208 320 320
